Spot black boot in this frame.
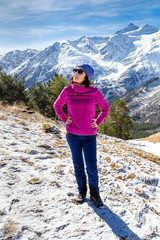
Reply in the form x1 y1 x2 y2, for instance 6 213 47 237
90 195 103 208
75 192 86 204
75 180 87 204
81 179 87 196
90 185 104 208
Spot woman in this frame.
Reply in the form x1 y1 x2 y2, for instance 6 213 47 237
54 64 110 208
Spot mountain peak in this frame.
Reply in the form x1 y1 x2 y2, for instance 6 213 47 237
115 23 139 34
139 24 159 34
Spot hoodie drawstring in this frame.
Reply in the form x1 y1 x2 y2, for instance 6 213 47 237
74 84 87 114
83 87 88 115
75 85 78 112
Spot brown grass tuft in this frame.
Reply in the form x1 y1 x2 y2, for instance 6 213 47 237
3 220 17 236
27 178 41 184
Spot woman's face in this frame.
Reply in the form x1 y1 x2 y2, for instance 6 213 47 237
73 67 86 85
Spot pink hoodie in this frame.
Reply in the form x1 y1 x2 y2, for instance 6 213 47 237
54 83 110 135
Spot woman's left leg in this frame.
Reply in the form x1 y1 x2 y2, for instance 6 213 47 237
82 135 99 196
82 135 104 207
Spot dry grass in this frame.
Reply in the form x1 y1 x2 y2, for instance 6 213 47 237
22 159 34 166
27 177 41 184
51 166 64 174
133 149 160 164
137 132 160 143
0 101 64 131
151 207 160 216
3 220 17 237
98 137 160 165
42 123 52 133
110 162 120 170
0 115 8 121
0 101 26 111
116 173 136 181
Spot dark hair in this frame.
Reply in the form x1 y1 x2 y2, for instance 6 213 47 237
69 74 90 88
83 75 90 88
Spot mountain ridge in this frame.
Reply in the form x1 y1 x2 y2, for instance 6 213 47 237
121 76 160 123
0 23 160 123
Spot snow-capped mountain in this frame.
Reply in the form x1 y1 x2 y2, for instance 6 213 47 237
122 77 160 123
0 23 160 122
115 23 139 34
0 49 39 73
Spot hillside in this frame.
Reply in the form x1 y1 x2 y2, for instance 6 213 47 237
0 105 160 240
122 77 160 123
139 132 160 142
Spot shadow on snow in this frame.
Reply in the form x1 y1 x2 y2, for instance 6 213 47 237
87 200 141 240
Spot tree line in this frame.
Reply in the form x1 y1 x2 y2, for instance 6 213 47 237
0 66 27 104
0 67 133 140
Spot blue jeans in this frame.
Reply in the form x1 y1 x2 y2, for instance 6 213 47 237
66 133 99 196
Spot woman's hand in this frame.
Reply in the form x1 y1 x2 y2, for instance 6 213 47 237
91 119 98 128
66 117 72 124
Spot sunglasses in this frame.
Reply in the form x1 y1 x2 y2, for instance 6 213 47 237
73 68 84 74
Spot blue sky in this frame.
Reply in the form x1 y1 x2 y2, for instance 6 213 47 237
0 0 160 55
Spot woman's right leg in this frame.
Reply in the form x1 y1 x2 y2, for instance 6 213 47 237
66 133 87 195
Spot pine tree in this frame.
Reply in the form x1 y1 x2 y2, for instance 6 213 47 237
27 82 48 115
27 73 67 118
47 73 68 118
98 99 133 140
0 67 27 104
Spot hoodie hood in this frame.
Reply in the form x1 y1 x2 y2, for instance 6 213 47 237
72 82 86 92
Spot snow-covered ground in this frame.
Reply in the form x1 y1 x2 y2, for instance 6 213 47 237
128 140 160 157
0 107 160 240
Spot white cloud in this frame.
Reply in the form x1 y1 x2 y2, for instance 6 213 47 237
0 0 72 13
0 0 72 22
0 0 158 25
0 0 133 20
